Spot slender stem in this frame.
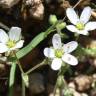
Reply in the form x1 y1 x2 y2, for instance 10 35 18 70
25 59 46 75
56 26 61 34
62 0 84 21
53 70 61 96
8 62 17 96
22 76 26 96
75 33 80 41
73 0 83 8
13 51 24 74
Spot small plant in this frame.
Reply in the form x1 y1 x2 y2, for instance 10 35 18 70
0 4 96 96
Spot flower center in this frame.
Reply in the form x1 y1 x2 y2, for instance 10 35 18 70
7 40 16 48
76 22 84 30
55 49 64 58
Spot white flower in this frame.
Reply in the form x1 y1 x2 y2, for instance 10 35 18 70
44 34 78 70
66 6 96 35
0 27 24 53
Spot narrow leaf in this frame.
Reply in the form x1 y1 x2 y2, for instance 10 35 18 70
8 62 17 96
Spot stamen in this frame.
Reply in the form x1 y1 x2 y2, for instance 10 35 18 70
7 40 16 48
76 22 85 30
55 49 64 58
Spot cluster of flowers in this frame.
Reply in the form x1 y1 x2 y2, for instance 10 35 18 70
0 6 96 71
44 6 96 70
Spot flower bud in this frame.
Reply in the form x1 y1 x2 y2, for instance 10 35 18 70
56 22 66 30
22 74 29 87
57 75 64 87
49 15 57 25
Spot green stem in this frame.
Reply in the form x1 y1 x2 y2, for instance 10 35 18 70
13 51 24 74
75 33 80 41
8 62 17 96
53 70 61 96
73 0 83 8
25 59 46 75
22 77 26 96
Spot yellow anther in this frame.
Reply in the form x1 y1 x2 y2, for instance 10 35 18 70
7 40 15 48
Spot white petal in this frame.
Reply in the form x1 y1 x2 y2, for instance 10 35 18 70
52 34 62 49
66 8 79 25
66 25 78 32
0 43 8 53
0 29 8 43
85 22 96 31
9 27 21 41
12 40 24 50
80 6 91 24
63 41 78 53
51 58 62 70
44 48 55 58
76 30 88 35
62 54 78 66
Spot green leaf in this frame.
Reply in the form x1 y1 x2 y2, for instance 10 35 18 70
16 32 46 59
8 62 17 96
84 48 96 57
16 23 57 59
74 45 96 59
74 45 86 58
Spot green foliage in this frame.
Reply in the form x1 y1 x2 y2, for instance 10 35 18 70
63 87 73 96
9 62 17 96
16 32 46 59
74 45 96 61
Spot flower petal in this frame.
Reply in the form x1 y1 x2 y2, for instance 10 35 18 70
9 27 21 41
51 58 62 70
11 40 24 50
0 43 8 53
0 29 8 43
63 41 78 53
66 25 78 32
66 8 79 25
44 48 55 58
76 30 88 35
85 22 96 31
52 34 62 49
62 54 78 66
80 6 91 24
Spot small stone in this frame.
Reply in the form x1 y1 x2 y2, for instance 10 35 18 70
81 93 88 96
89 57 96 68
0 56 7 63
29 3 44 20
73 91 81 96
26 0 44 20
92 11 96 19
93 74 96 79
0 0 20 8
74 75 92 91
68 82 76 89
90 89 96 96
29 73 45 95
